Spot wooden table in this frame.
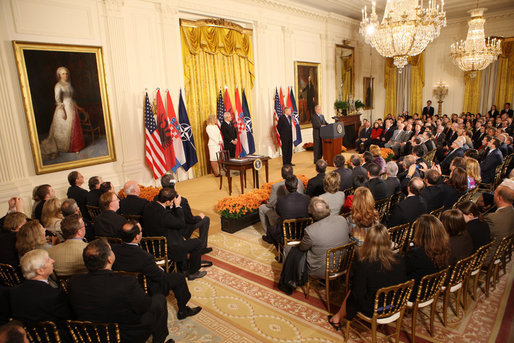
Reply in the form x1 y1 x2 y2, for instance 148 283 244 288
224 156 270 195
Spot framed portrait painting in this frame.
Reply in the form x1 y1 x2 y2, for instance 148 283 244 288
363 76 374 110
294 61 321 128
13 41 116 174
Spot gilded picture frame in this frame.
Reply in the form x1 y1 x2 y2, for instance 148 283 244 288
13 41 116 174
294 61 321 128
363 76 375 110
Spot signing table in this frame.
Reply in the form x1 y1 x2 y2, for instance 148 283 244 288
224 155 270 195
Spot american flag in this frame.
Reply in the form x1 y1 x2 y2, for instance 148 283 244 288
216 90 225 127
144 92 167 179
273 88 283 148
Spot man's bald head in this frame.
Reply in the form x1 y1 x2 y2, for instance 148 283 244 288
408 177 425 196
124 181 140 196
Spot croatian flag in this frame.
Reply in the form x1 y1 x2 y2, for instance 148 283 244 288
289 88 302 147
235 88 249 157
155 90 176 172
166 91 186 172
242 89 255 154
178 90 197 171
273 88 283 148
224 88 243 158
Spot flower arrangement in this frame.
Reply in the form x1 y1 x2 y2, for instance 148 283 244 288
118 185 160 201
341 145 348 152
303 142 314 151
380 148 395 161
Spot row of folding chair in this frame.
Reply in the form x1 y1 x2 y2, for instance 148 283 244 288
22 319 120 343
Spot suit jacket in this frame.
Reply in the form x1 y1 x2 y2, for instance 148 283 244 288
311 114 327 141
0 231 18 266
119 195 149 216
500 108 513 117
70 270 155 343
306 172 325 197
466 219 491 252
266 178 305 209
389 195 428 227
86 189 102 207
9 279 71 322
276 192 310 223
472 131 485 149
358 127 372 140
366 177 390 200
143 201 184 244
422 106 434 117
420 184 445 212
335 167 354 191
445 131 458 146
484 206 514 263
48 239 88 276
440 184 465 210
388 129 405 144
384 177 401 195
480 149 503 183
277 115 293 148
351 166 368 182
499 143 508 158
298 215 350 279
94 210 126 238
423 140 436 152
380 126 394 143
220 121 238 156
67 185 89 220
440 147 465 175
434 132 446 148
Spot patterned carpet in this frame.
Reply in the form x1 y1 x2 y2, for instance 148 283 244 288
165 226 513 342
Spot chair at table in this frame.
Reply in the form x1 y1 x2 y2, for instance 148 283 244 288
479 234 513 297
24 320 62 343
304 241 357 313
66 320 120 343
277 217 313 262
140 236 171 272
407 268 448 343
388 223 411 254
0 263 23 287
343 279 415 343
463 240 495 308
216 150 231 191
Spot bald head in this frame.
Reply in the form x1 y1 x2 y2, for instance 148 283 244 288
408 177 425 196
124 181 140 196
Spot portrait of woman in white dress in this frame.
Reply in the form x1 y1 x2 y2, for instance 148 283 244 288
206 114 223 176
41 66 85 160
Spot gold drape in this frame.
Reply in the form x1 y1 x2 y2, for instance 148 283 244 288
463 70 482 114
341 56 353 101
180 20 255 177
409 53 425 115
495 41 514 108
384 58 397 117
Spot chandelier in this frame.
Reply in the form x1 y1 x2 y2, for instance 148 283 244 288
450 8 502 78
360 0 446 71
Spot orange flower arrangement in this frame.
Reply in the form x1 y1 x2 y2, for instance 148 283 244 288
118 185 160 201
380 148 395 161
341 145 348 152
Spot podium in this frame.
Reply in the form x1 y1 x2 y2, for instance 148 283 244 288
320 122 345 165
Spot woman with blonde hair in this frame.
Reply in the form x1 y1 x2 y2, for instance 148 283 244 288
41 197 64 241
465 158 481 190
328 224 407 327
206 114 223 176
320 171 345 216
369 144 386 173
15 221 52 257
348 187 379 245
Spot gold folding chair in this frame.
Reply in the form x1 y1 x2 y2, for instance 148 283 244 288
140 236 171 272
113 271 148 295
66 320 120 343
479 234 513 297
86 205 102 221
304 241 357 313
344 279 415 343
0 263 23 287
388 223 411 254
464 240 495 308
277 217 312 262
429 206 444 218
423 149 436 164
452 193 470 209
374 197 390 222
24 320 62 343
407 268 448 343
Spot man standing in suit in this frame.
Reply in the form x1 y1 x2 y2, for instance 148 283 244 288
48 214 88 276
439 137 465 176
112 221 202 320
334 155 353 191
422 100 434 117
480 137 504 183
311 105 328 163
306 159 327 197
119 180 148 216
70 239 173 343
66 171 89 222
365 163 390 200
389 177 428 227
500 102 513 118
94 192 126 238
220 112 238 158
278 107 294 165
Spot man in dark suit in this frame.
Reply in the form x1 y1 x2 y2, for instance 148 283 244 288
379 119 395 147
9 249 72 340
365 163 390 200
422 100 434 117
444 123 459 147
439 137 465 176
0 212 26 267
220 112 238 158
356 119 371 153
119 180 148 216
500 102 513 118
112 221 201 320
86 176 103 207
349 154 368 181
94 192 126 238
480 137 504 183
384 161 401 195
306 159 327 197
398 155 421 194
311 105 328 163
334 155 353 191
66 171 89 221
70 239 173 343
277 107 294 165
420 169 444 212
265 176 310 245
422 131 436 152
389 177 428 227
143 188 205 280
472 124 485 149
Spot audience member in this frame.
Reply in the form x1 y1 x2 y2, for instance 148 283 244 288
480 137 503 183
33 184 55 222
0 213 26 266
41 197 64 241
306 159 328 197
439 136 465 176
15 221 52 257
440 209 474 265
465 158 481 190
349 154 368 181
341 175 368 214
93 192 126 238
347 187 379 245
369 145 386 173
421 169 444 212
333 155 353 191
440 167 468 209
61 199 79 217
464 148 479 161
86 176 103 207
389 177 428 227
66 171 89 221
356 119 371 153
383 161 401 195
365 163 389 200
456 201 491 251
319 171 345 216
119 180 148 216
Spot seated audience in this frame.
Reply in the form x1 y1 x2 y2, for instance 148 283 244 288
99 181 114 194
347 187 379 245
421 169 444 212
440 209 474 265
33 184 55 222
398 155 421 193
319 171 345 216
93 192 126 238
112 221 202 320
119 180 148 216
41 197 64 241
439 136 465 176
349 154 368 181
328 224 407 327
440 167 468 210
389 177 428 227
0 212 26 266
86 176 103 207
66 171 89 221
361 151 373 170
456 201 491 252
306 159 327 197
15 221 52 257
365 163 389 200
464 148 479 161
341 176 367 214
480 137 503 184
356 119 371 153
61 198 80 217
278 197 349 294
333 155 353 191
70 239 172 343
383 161 401 195
369 145 386 173
48 214 88 276
466 158 481 190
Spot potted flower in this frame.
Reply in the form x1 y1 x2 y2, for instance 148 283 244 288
355 99 365 111
334 100 349 116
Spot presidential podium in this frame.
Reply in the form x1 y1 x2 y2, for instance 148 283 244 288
320 122 345 165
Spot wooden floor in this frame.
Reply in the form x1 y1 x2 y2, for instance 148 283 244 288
176 150 354 234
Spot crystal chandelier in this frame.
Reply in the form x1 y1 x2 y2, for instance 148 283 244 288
360 0 446 71
450 8 502 78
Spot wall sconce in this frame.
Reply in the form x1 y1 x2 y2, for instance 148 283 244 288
433 81 449 115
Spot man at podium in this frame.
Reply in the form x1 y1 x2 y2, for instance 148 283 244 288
311 105 328 163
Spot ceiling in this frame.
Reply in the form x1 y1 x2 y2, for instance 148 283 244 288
288 0 514 21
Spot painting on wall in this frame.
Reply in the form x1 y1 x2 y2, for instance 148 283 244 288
363 76 374 110
13 41 116 174
294 61 321 127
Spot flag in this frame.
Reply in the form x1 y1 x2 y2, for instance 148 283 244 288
273 88 283 148
242 89 255 154
144 92 167 179
289 88 303 146
216 89 225 127
178 90 198 171
279 87 285 111
286 88 297 147
155 90 176 172
166 91 186 172
235 88 248 157
224 88 242 157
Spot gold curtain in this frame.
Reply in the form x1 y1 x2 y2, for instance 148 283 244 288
409 52 425 115
495 41 514 108
341 56 353 101
384 58 397 117
180 19 255 177
463 70 482 114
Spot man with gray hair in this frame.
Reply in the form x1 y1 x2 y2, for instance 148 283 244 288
119 180 148 216
61 198 79 217
384 161 401 195
9 249 71 324
220 111 238 158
